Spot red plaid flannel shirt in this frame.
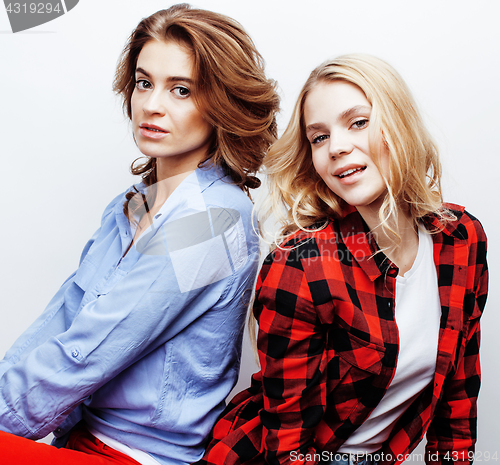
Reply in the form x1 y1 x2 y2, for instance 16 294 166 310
196 204 487 465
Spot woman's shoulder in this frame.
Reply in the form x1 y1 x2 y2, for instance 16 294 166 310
99 184 141 220
433 203 487 245
91 183 147 233
187 166 251 218
199 168 253 207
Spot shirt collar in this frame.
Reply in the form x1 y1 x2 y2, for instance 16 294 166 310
131 162 228 197
336 203 467 281
121 162 230 244
337 206 385 281
112 163 229 250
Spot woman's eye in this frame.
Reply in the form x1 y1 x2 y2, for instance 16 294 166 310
352 118 369 129
311 134 329 145
172 86 190 98
135 79 152 90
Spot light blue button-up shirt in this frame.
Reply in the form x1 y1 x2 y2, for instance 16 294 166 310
0 164 260 464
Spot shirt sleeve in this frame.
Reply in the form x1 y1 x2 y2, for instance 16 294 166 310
256 244 327 465
0 196 116 379
0 197 253 439
425 217 488 465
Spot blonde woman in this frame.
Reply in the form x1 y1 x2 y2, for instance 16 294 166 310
0 4 278 464
197 55 487 465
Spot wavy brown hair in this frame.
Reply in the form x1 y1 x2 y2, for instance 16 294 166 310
113 3 279 219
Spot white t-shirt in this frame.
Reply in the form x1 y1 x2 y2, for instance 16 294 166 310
339 228 441 454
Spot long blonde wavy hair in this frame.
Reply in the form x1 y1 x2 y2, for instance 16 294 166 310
260 54 445 246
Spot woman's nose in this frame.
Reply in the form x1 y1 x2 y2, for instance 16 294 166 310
328 131 353 158
142 90 166 116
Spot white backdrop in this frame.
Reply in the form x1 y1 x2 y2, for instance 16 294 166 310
1 0 498 460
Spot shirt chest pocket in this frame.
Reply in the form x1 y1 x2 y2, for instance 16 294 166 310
74 257 125 297
324 328 386 421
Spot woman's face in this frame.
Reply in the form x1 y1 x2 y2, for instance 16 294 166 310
304 80 389 213
131 40 213 176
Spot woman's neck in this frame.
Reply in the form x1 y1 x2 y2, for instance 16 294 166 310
357 204 419 277
150 169 194 213
127 169 195 253
152 153 206 208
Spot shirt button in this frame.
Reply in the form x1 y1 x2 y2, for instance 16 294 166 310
71 349 80 358
154 213 162 219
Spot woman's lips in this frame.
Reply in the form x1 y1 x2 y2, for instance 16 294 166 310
335 165 367 185
139 124 169 139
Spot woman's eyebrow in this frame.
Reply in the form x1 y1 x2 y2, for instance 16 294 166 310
135 67 151 78
167 76 194 84
305 123 325 133
305 105 372 133
339 105 371 121
135 67 193 84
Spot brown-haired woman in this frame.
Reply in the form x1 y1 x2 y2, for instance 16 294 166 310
0 4 279 465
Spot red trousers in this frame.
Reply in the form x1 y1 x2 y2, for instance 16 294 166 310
0 428 142 465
